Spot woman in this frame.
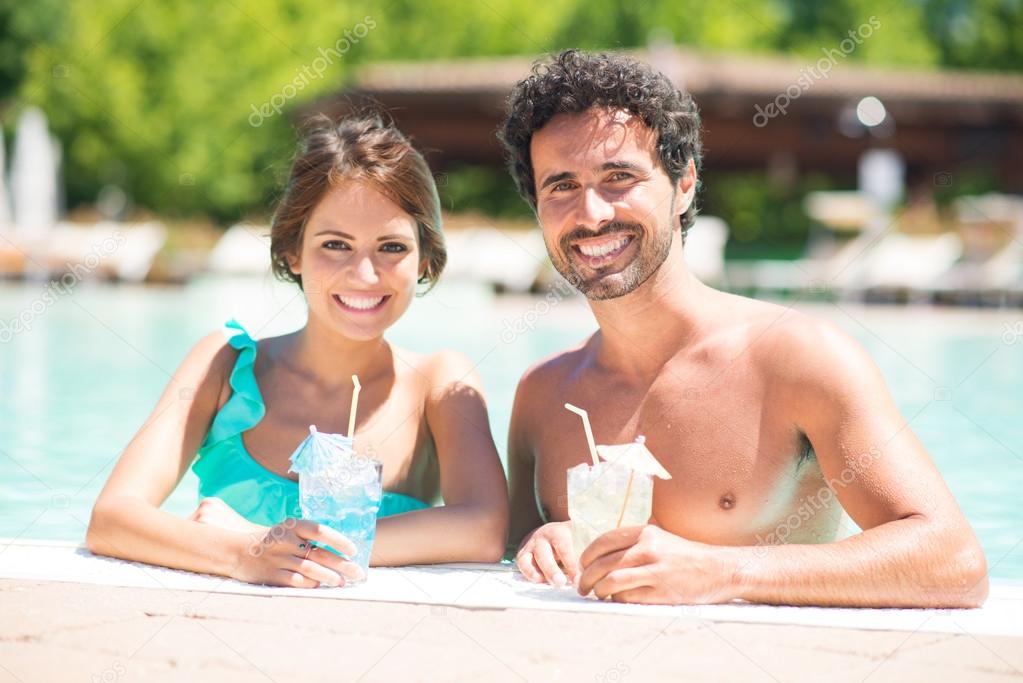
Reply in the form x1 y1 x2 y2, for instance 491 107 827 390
87 114 509 587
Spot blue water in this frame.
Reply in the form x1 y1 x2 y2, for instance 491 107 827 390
0 278 1020 580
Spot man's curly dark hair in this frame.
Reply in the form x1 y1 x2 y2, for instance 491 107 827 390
498 49 703 239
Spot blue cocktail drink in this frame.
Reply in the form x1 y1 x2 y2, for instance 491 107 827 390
289 426 383 584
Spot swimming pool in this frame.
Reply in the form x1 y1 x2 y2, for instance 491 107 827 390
1 277 1020 579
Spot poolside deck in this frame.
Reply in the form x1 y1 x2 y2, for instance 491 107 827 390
2 576 1021 682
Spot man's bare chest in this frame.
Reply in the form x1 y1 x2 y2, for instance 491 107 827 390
530 376 822 544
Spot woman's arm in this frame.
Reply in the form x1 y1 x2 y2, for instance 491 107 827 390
86 333 357 587
370 351 509 565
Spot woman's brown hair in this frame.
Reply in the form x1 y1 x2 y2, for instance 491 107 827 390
271 113 445 290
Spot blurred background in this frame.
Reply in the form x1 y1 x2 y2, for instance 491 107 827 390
2 0 1022 298
1 1 1021 578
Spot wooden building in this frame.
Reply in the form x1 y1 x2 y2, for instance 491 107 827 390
310 47 1023 193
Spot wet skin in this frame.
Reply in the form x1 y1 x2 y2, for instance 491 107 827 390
517 297 844 549
507 108 987 607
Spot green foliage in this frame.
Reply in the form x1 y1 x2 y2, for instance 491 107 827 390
933 167 1001 208
704 172 836 255
358 0 578 59
16 0 377 220
554 0 782 52
437 165 533 219
0 0 64 102
921 0 1023 72
1 0 1019 225
772 0 938 66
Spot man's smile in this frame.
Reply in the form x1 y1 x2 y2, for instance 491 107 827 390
570 233 635 269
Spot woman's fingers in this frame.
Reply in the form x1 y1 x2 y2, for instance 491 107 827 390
274 569 320 589
308 547 365 583
291 519 358 558
249 520 364 588
285 554 343 587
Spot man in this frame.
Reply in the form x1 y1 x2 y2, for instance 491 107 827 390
498 49 987 607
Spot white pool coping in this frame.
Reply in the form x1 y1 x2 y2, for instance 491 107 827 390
3 538 1021 637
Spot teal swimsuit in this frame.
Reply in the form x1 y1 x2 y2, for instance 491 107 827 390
190 320 429 527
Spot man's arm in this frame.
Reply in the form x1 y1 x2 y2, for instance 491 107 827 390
579 317 988 607
506 363 579 585
734 317 987 606
507 368 543 553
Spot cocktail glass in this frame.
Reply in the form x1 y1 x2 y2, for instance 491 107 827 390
567 459 654 559
289 426 383 584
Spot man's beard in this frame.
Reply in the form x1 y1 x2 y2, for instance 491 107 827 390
549 217 675 301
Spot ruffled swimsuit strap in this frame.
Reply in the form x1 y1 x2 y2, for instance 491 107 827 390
194 320 431 524
202 319 266 447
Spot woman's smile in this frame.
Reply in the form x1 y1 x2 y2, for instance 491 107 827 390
331 293 391 314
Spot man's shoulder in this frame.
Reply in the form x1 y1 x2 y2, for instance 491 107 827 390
509 339 591 456
736 298 876 390
516 338 592 397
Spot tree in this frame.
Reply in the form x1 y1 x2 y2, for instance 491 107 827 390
17 1 376 220
5 0 1018 223
922 0 1023 72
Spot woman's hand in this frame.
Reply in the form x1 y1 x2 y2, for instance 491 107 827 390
189 497 264 534
231 518 365 588
515 521 577 586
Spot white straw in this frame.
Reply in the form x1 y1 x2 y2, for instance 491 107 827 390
348 375 362 441
564 403 599 466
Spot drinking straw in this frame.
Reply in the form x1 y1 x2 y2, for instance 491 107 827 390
348 375 361 441
615 470 636 528
614 437 647 527
564 403 599 466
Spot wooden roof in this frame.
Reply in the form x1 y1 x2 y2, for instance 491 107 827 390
349 48 1023 117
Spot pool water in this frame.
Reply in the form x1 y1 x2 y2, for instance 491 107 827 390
1 278 1021 579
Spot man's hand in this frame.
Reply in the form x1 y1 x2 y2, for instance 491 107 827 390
577 525 740 604
515 521 578 586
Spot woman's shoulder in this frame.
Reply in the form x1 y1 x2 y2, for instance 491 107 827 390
426 348 480 382
182 330 241 380
181 322 271 410
205 321 299 372
392 346 482 395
